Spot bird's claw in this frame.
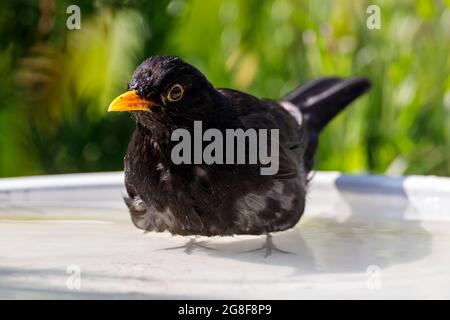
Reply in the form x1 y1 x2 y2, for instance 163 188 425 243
159 238 216 255
244 234 294 258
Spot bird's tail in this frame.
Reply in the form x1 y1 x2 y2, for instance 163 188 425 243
283 77 371 171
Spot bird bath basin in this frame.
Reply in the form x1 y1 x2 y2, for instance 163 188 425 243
1 171 450 299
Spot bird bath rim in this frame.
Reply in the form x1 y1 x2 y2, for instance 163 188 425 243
0 171 449 222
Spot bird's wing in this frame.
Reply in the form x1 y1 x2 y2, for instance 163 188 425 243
218 88 306 179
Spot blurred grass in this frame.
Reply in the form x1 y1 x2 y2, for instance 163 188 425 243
0 0 449 177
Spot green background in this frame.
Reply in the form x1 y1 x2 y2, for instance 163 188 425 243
1 0 449 177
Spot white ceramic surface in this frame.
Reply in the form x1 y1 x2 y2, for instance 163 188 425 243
1 171 449 299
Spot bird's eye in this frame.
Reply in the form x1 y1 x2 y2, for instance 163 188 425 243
167 84 184 102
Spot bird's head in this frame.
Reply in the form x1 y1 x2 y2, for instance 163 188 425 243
108 56 222 131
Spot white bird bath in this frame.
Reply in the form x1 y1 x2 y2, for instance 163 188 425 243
1 171 449 299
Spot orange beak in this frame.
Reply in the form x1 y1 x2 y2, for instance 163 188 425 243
108 90 154 112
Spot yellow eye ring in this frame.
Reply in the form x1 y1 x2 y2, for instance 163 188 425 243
167 84 184 102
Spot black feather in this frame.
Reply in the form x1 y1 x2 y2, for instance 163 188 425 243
284 77 371 171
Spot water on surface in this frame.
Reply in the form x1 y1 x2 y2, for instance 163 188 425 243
0 206 449 299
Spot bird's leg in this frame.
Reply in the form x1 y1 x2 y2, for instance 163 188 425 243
159 236 215 255
245 234 294 258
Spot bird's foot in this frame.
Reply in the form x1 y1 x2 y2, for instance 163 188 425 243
159 238 215 255
245 234 294 258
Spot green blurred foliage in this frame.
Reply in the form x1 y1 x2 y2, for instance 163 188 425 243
0 0 449 177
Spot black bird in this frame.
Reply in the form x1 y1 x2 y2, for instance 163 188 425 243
108 56 370 254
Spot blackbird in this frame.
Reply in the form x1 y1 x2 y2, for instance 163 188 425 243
108 56 370 254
